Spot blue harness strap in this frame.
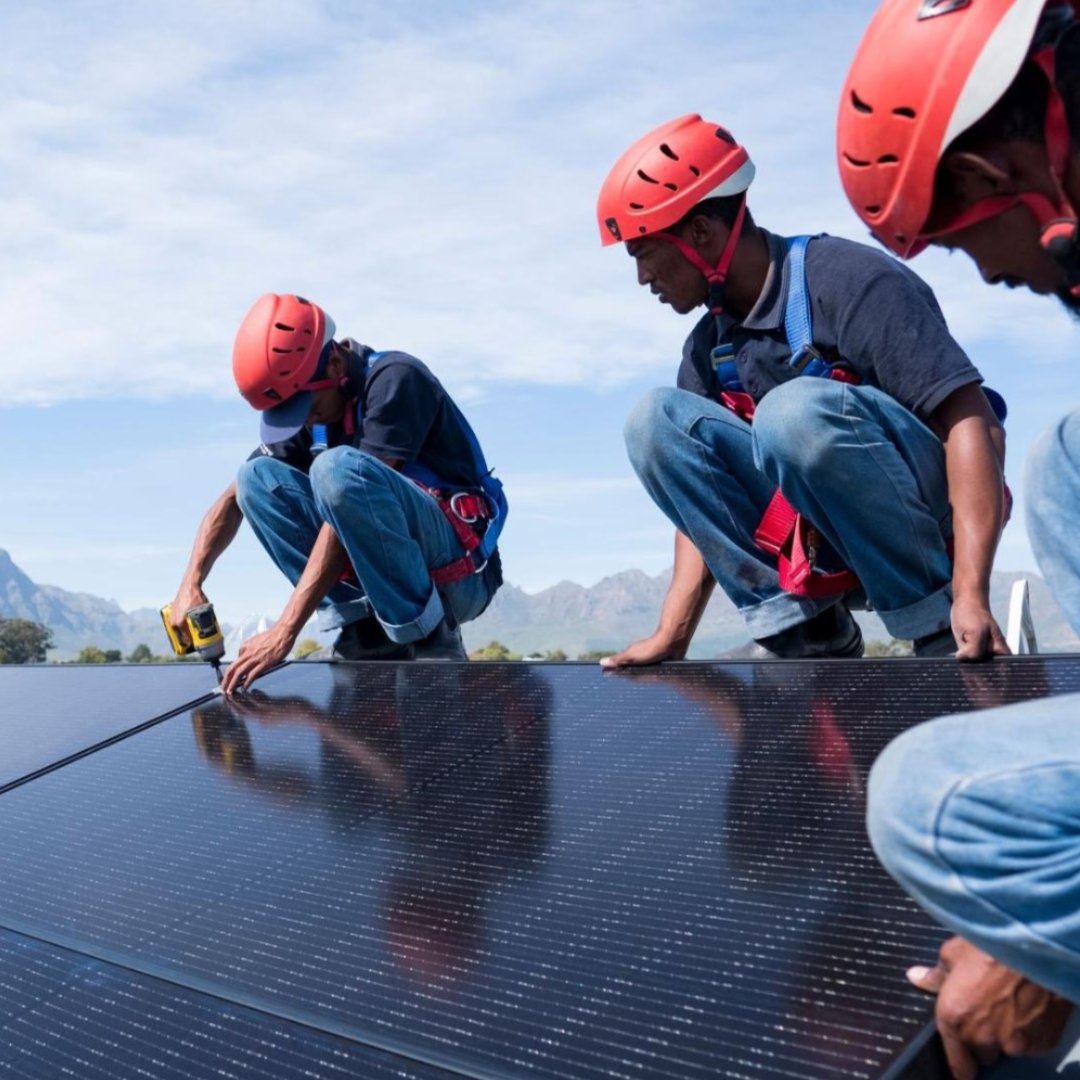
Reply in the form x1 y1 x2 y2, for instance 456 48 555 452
710 235 834 395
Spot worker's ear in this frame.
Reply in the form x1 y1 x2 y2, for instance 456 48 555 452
325 346 346 378
940 150 1015 203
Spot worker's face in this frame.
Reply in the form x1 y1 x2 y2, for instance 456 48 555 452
931 203 1078 311
626 235 707 314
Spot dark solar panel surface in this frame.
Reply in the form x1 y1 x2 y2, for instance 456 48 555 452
0 657 1076 1080
0 664 216 789
0 927 457 1079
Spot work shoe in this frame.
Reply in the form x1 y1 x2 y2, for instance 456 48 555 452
727 603 864 660
913 628 956 658
311 618 412 661
410 619 468 661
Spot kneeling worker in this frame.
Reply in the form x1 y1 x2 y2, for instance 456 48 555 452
168 294 506 693
597 115 1009 665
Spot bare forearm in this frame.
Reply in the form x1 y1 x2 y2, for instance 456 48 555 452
946 419 1003 599
656 531 716 649
182 483 244 588
276 524 351 638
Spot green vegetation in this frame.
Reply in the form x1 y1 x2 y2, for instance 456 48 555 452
863 639 913 657
469 640 522 661
0 618 53 663
127 643 154 663
577 648 617 661
293 638 322 659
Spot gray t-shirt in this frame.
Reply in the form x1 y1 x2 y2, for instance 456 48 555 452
677 230 983 422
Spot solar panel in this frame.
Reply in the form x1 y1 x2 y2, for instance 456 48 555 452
0 927 458 1079
0 657 1075 1079
0 664 216 790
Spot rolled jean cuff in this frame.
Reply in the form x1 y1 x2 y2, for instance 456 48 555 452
741 590 837 638
317 596 372 632
378 586 445 644
877 585 952 640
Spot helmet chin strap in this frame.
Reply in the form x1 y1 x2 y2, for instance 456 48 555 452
920 45 1080 296
653 197 748 315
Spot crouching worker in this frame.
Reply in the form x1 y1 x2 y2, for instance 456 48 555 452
168 293 506 694
596 115 1008 666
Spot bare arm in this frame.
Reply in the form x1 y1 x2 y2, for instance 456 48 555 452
168 483 244 640
222 523 350 694
601 530 715 668
928 384 1009 661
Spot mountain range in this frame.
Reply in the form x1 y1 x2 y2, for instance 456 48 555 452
3 546 1078 660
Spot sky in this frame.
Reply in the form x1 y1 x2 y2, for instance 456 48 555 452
1 0 1077 627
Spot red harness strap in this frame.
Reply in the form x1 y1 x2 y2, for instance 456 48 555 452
420 488 493 587
723 369 862 599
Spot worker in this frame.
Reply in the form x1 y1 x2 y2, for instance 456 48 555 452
167 293 506 693
838 3 1080 1075
595 114 1008 668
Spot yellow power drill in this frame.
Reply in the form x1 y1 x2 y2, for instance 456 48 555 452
160 602 225 684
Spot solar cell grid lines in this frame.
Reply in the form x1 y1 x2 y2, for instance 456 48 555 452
0 664 216 790
0 928 459 1080
0 657 1076 1079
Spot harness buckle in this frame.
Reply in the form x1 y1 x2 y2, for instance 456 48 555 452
449 491 483 524
790 345 826 375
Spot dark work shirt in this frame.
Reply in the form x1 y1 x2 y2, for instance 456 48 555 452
249 342 503 584
676 230 983 422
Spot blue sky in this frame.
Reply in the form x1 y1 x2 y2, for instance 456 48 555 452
1 0 1076 626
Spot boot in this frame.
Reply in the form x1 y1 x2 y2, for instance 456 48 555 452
913 627 956 658
726 603 864 660
409 619 468 661
307 618 412 661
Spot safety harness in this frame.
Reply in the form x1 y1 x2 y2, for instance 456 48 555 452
308 350 508 588
711 236 861 599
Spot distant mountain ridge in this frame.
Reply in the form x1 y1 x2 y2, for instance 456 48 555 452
1 547 1077 660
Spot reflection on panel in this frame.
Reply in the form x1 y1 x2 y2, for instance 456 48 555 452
0 927 458 1080
0 664 216 788
0 658 1073 1080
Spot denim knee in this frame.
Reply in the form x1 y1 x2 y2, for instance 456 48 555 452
1026 411 1080 531
235 455 293 516
753 380 844 482
866 718 961 891
309 446 391 511
624 387 687 475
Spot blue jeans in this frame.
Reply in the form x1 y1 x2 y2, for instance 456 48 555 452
235 447 492 643
1027 409 1080 637
868 697 1080 1003
623 381 954 639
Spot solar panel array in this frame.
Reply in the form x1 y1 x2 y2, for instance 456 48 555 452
1 657 1076 1079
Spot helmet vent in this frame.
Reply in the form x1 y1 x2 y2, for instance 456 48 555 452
663 183 678 191
714 127 735 144
629 202 645 210
689 165 700 177
637 169 659 185
893 107 916 119
878 155 899 164
866 205 882 216
274 322 295 332
851 91 873 114
271 347 297 354
843 153 871 169
659 143 679 161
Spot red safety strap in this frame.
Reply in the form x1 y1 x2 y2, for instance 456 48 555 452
753 489 861 599
722 368 862 599
420 487 493 587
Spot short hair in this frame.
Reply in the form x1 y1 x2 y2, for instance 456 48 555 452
665 195 755 235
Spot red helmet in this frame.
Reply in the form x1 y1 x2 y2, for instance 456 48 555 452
598 115 756 314
597 114 755 246
838 0 1079 258
232 293 335 411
